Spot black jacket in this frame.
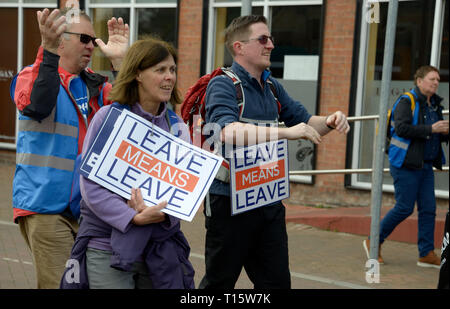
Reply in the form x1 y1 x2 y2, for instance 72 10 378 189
393 86 448 170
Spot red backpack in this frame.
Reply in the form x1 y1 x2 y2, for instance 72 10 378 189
180 67 280 151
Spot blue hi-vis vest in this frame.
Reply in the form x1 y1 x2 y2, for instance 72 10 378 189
388 89 419 168
12 81 87 216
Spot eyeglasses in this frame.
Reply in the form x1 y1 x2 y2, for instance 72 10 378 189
64 32 98 47
241 35 275 46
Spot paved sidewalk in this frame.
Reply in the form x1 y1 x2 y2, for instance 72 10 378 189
284 202 447 248
0 158 445 289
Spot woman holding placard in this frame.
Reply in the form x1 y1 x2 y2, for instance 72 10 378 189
61 37 194 289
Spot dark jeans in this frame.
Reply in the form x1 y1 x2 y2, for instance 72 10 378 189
199 194 291 289
380 162 436 257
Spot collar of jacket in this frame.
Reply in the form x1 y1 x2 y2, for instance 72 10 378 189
414 86 443 107
58 66 108 99
231 61 272 85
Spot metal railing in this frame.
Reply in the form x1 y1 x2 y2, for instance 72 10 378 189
288 109 449 176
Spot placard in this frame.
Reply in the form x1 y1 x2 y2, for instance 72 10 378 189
80 107 223 222
283 55 319 81
230 139 290 215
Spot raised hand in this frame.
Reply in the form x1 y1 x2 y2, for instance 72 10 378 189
96 17 129 70
37 8 67 54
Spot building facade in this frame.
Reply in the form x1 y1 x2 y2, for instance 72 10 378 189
0 0 448 207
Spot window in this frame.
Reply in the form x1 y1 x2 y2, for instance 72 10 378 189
91 8 130 78
137 8 177 44
0 1 178 150
0 8 18 147
88 2 178 78
208 1 324 183
0 4 56 149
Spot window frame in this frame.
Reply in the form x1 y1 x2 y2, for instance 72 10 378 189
205 0 324 184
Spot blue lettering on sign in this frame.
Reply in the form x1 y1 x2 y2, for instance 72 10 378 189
277 140 285 158
174 145 191 165
235 142 283 169
277 180 286 196
186 153 206 175
137 176 189 205
154 141 171 161
139 176 154 196
236 180 288 211
127 122 139 144
256 186 267 204
107 158 120 181
244 148 254 167
245 189 255 207
267 182 277 199
140 128 160 153
155 181 172 200
121 165 141 188
235 193 246 210
168 188 188 208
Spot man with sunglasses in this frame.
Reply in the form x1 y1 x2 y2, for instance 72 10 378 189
199 15 350 289
10 7 129 288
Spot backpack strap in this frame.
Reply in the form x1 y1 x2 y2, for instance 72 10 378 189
403 92 416 114
221 68 282 119
390 91 417 129
266 79 282 115
221 67 245 118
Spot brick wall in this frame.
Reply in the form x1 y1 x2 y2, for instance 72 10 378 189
176 0 204 113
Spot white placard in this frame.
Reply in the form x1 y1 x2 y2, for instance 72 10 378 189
283 55 319 81
80 107 223 222
230 139 290 215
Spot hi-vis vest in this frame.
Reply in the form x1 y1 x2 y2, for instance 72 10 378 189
388 89 419 168
11 78 107 215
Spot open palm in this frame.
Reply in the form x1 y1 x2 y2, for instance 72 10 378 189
96 17 129 70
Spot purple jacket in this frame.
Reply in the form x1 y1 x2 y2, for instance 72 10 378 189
60 102 194 289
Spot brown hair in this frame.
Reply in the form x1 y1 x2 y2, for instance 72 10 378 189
224 15 267 56
108 37 181 105
414 65 440 85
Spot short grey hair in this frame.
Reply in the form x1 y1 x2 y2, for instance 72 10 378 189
57 8 92 40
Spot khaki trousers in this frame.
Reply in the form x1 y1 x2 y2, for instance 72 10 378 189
18 213 79 289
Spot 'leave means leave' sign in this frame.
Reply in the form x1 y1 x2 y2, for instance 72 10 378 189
230 139 290 215
80 107 223 222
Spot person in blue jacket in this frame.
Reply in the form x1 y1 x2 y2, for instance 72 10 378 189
10 7 129 288
364 65 449 268
199 15 350 289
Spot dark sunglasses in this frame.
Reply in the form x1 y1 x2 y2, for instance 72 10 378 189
241 35 275 45
64 31 98 47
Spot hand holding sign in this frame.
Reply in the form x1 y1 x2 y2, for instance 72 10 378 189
129 188 167 225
